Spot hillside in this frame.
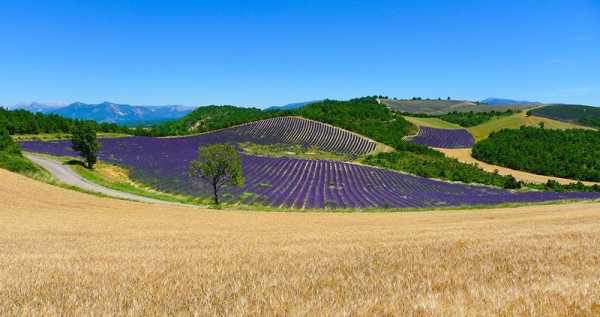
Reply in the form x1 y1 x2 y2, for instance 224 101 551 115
264 100 321 111
402 116 462 129
149 105 287 136
3 168 600 315
382 99 533 115
529 104 600 128
467 111 589 141
297 98 416 149
473 127 600 182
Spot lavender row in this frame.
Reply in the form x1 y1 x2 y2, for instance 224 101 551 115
20 136 600 209
409 127 475 148
229 117 377 157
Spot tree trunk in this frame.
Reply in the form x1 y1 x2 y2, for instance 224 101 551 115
212 182 219 205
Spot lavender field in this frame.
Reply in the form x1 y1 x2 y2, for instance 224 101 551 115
230 117 377 157
409 127 475 148
20 132 600 209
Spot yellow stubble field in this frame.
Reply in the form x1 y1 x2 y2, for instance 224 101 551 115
1 168 600 316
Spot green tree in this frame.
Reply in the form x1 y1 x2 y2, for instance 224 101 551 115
71 123 100 169
0 126 19 154
189 144 244 205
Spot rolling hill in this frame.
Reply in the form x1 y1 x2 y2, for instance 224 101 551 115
467 111 590 141
382 99 533 115
528 104 600 128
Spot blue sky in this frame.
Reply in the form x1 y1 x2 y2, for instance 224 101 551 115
1 0 599 107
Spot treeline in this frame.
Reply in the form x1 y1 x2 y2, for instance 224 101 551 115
439 110 515 127
0 108 130 135
0 126 40 174
399 110 516 127
473 127 600 182
364 151 521 189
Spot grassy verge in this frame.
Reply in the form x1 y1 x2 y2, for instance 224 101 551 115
58 157 211 206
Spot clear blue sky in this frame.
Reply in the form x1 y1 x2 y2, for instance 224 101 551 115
2 0 599 107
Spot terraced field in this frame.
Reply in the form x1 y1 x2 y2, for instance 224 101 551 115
408 127 475 148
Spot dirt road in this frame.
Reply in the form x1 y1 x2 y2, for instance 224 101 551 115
25 153 186 205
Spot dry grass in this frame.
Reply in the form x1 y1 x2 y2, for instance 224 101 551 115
2 168 600 316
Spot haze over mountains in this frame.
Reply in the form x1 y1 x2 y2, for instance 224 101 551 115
11 101 194 125
481 98 540 106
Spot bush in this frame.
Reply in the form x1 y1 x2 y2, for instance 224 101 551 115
0 126 40 174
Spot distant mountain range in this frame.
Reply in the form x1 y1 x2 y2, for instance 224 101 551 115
11 102 194 125
265 100 322 111
12 101 69 113
481 98 541 106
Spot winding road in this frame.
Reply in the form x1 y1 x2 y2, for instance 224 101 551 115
25 153 188 206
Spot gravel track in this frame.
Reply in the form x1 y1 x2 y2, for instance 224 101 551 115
25 153 188 206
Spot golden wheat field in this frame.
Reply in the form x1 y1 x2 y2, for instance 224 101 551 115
2 168 600 316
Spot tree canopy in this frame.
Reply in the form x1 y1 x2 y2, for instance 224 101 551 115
71 123 100 169
0 126 40 174
189 144 244 205
0 107 130 135
472 127 600 182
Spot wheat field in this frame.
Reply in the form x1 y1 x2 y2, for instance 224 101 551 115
2 168 600 316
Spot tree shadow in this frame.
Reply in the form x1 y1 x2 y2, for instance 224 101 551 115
64 159 86 167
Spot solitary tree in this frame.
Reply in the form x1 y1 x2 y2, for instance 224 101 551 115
189 144 244 205
71 123 100 169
